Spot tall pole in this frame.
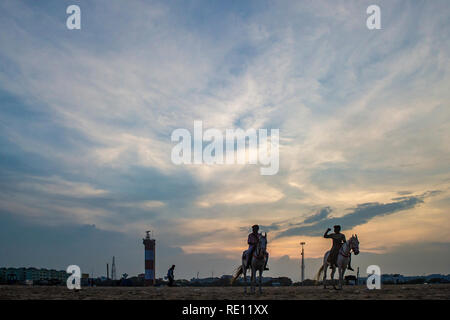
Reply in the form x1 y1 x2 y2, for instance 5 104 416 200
300 242 306 285
112 256 116 280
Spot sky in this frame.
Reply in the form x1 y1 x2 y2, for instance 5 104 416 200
0 0 449 281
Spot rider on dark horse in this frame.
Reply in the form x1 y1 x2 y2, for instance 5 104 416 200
245 225 269 270
324 225 354 271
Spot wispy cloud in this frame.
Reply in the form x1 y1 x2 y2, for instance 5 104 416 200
0 0 449 275
303 206 332 224
275 191 439 239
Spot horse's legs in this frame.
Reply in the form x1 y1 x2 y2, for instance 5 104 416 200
258 269 262 294
339 267 346 290
251 268 256 294
323 264 328 289
243 266 247 294
330 266 337 289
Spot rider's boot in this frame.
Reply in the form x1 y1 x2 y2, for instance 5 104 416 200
347 255 354 271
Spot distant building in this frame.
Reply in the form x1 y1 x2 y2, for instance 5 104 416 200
358 274 450 285
0 267 68 284
190 277 221 285
382 274 404 284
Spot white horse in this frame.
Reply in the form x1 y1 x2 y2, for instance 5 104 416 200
316 234 359 290
231 233 268 294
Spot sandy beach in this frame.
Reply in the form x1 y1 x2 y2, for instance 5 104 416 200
1 284 449 300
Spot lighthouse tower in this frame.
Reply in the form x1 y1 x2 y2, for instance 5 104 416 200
143 231 156 286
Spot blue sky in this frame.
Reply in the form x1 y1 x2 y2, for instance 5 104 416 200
1 0 449 280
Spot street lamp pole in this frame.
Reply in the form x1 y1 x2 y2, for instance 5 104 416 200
300 242 306 285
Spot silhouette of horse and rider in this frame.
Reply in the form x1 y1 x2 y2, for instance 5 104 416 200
316 225 360 290
232 224 269 294
232 224 359 293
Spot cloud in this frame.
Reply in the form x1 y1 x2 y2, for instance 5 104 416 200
18 176 109 198
303 206 332 224
0 0 449 277
275 193 436 239
196 183 284 207
117 200 166 210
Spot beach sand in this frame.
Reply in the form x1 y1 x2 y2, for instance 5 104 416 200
1 284 449 300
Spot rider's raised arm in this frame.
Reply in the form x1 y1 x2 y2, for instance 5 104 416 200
323 228 331 238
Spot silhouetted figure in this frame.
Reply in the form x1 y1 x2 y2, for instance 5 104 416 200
324 225 353 271
167 265 175 287
244 225 269 270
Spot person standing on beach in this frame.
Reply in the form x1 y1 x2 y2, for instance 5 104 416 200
167 265 175 287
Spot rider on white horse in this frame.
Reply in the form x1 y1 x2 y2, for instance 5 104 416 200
324 225 354 271
245 225 269 271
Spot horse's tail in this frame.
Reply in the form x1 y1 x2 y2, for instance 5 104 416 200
315 265 324 284
231 265 243 285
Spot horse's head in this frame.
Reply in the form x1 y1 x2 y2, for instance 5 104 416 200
350 234 360 255
256 232 268 257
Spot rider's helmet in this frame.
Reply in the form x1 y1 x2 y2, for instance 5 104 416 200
333 225 341 232
252 224 259 232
